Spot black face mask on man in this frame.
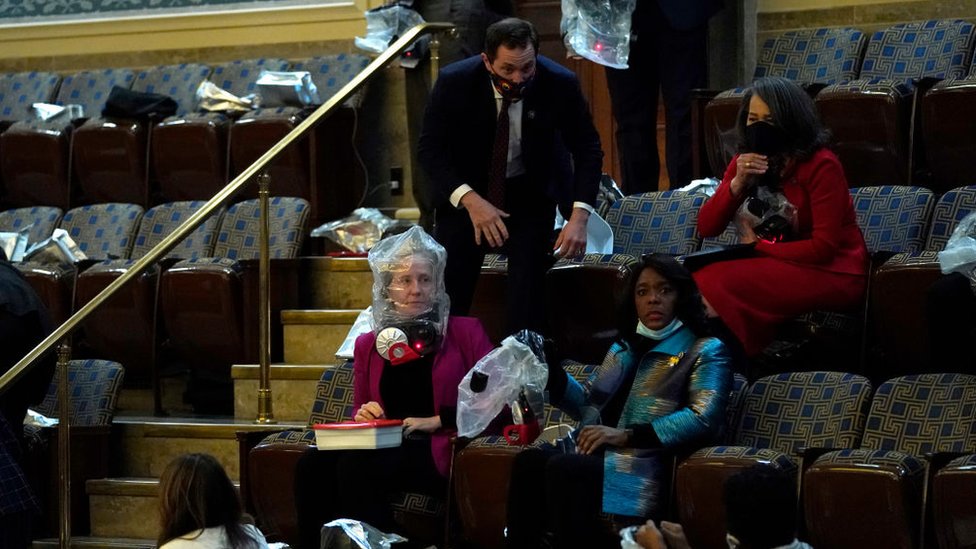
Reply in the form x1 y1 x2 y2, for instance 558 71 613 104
488 69 531 102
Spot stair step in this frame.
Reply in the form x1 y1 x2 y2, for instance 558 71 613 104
302 256 372 309
86 478 160 539
32 537 155 548
232 363 331 421
115 376 193 416
111 417 301 479
282 309 362 363
86 477 241 539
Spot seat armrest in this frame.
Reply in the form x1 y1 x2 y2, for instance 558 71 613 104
237 428 299 514
797 446 842 471
925 451 971 472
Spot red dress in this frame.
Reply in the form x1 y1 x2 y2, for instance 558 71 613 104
693 148 869 355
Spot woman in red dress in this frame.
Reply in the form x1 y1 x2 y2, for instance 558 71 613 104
694 76 868 359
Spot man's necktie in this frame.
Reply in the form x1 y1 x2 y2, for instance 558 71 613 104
488 98 511 209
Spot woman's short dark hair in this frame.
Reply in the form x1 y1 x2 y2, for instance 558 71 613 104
723 465 798 548
484 18 539 60
623 253 709 337
736 76 830 161
158 453 260 548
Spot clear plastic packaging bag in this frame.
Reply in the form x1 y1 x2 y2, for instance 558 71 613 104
0 226 30 262
23 228 87 264
31 102 84 121
560 0 636 69
336 307 374 360
256 71 322 107
319 518 406 549
196 80 259 113
456 334 548 438
939 211 976 278
310 208 398 253
735 186 798 243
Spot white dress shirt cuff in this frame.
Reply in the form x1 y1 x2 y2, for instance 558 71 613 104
450 184 474 208
572 201 595 216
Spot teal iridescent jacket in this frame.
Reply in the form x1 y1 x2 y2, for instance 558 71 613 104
554 325 732 517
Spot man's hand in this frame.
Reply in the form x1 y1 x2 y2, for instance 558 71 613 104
659 522 691 549
554 208 589 258
634 520 668 549
461 192 510 248
354 401 385 422
576 425 627 455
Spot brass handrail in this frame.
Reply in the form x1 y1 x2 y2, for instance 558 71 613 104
0 21 455 395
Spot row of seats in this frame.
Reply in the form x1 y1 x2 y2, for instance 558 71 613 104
0 54 369 225
240 360 976 549
479 185 976 379
697 19 976 192
0 198 309 397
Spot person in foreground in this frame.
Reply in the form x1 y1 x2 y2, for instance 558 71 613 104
633 465 812 549
505 254 733 548
157 453 269 549
418 17 603 334
294 226 495 548
693 76 868 359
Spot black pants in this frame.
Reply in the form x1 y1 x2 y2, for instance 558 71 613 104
434 182 556 335
506 448 621 549
926 272 976 372
605 0 709 193
294 439 445 549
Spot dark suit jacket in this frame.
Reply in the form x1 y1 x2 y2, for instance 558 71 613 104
657 0 723 31
418 55 602 217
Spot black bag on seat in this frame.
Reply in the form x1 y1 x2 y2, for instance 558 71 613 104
102 85 178 121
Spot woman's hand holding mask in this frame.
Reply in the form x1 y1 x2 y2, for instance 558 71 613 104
731 153 768 197
576 425 628 455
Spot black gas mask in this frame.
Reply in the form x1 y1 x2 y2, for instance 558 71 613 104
374 318 442 365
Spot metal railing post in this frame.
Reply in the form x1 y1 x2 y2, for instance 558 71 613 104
255 172 275 424
56 341 71 549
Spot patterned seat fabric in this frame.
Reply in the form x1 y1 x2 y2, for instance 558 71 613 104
605 191 705 256
0 206 63 247
755 27 866 85
59 203 144 260
850 185 935 254
72 64 213 206
152 59 289 202
24 358 126 447
703 27 866 176
291 53 371 107
160 197 309 383
76 202 223 388
0 71 61 124
676 371 872 549
816 20 976 187
804 374 976 548
2 69 135 209
925 185 976 250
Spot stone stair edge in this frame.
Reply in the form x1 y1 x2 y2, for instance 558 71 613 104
87 477 241 496
113 417 303 439
32 536 156 548
281 309 364 324
231 363 339 380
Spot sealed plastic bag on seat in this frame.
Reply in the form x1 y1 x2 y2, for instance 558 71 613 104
456 333 548 438
939 211 976 278
320 518 406 549
560 0 636 69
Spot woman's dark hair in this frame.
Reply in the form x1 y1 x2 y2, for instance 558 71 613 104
623 253 709 338
735 76 830 161
723 465 798 548
484 17 539 60
157 453 260 548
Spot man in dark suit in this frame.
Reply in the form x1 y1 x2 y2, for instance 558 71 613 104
419 17 603 334
607 0 723 193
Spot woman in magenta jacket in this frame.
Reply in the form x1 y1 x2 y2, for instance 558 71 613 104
694 77 868 359
295 227 494 548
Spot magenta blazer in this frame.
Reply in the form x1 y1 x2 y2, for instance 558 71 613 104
352 316 495 477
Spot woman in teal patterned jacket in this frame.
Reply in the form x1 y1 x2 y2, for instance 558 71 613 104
506 253 733 549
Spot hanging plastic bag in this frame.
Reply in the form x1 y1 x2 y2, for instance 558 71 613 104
560 0 637 69
319 518 406 549
456 332 548 438
939 211 976 277
355 3 427 54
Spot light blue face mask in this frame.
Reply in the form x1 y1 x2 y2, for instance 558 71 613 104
636 317 683 340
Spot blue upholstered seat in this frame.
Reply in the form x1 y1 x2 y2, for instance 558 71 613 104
804 373 976 548
0 206 63 247
605 190 706 257
676 371 872 549
0 71 61 125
